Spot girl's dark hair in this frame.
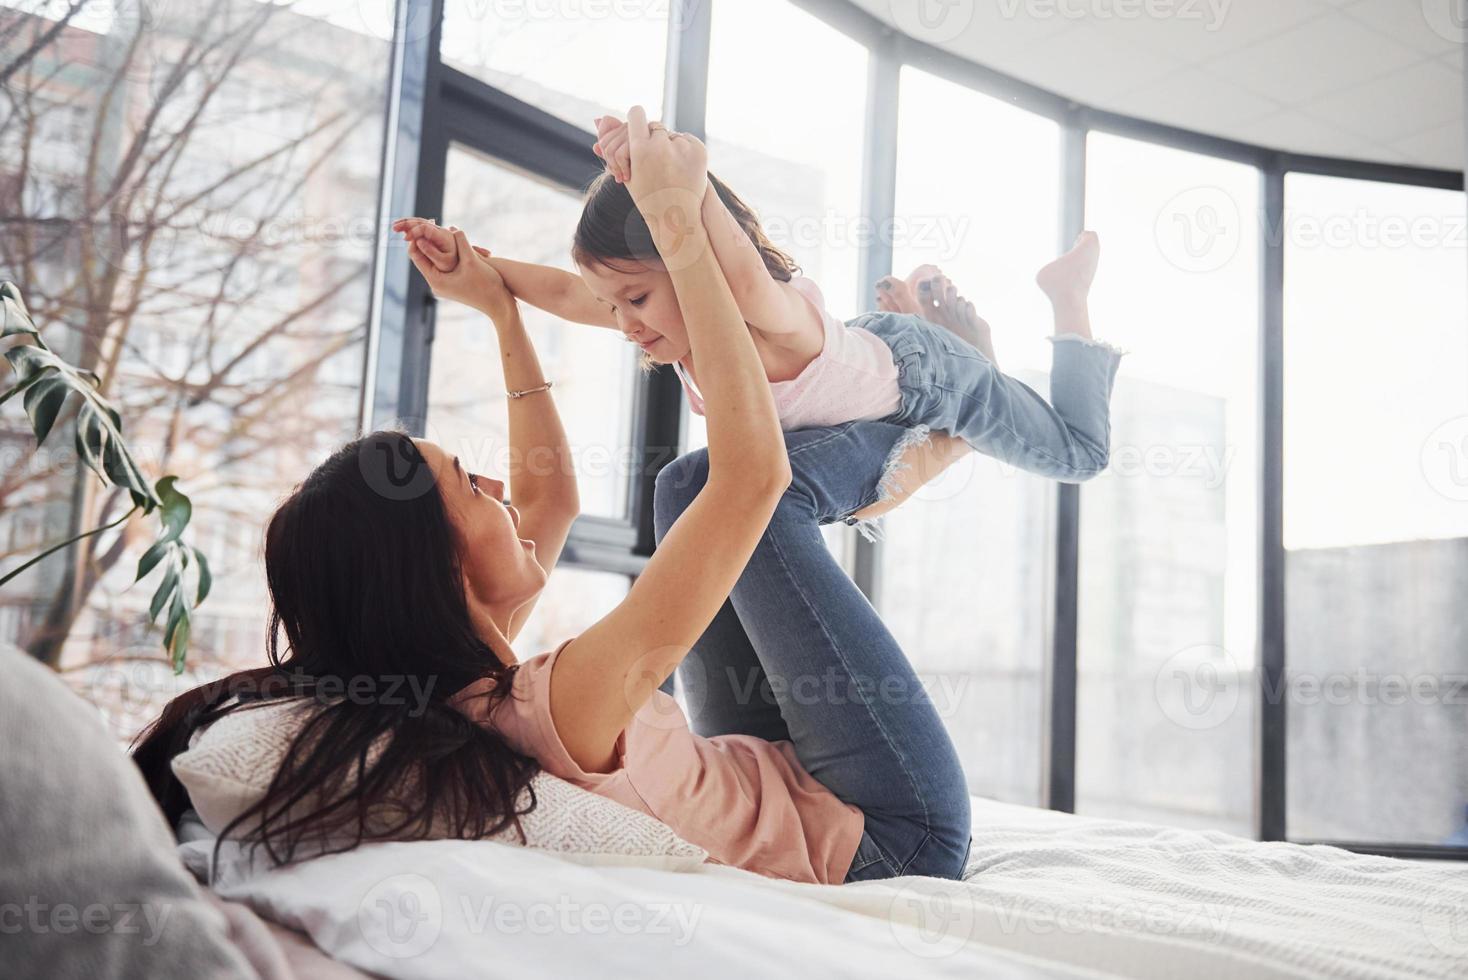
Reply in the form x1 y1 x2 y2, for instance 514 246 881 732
573 170 800 282
131 431 539 869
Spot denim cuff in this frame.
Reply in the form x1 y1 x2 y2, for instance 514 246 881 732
1047 333 1128 357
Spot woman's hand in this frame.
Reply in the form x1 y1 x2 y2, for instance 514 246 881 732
393 218 517 325
622 106 708 265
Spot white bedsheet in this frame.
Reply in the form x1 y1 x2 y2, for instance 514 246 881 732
179 797 1467 980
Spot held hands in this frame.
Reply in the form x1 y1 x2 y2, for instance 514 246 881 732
392 217 516 324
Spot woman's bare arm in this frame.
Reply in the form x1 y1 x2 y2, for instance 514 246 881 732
551 110 790 774
403 228 580 641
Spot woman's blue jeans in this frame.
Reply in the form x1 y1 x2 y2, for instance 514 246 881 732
652 422 974 882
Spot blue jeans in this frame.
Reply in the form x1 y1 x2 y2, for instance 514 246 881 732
653 423 973 882
853 312 1123 482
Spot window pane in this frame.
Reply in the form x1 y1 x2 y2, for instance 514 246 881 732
515 567 629 657
427 145 636 520
705 0 867 315
0 2 390 743
1283 173 1468 845
440 0 666 130
703 0 867 568
879 67 1063 807
1077 133 1260 835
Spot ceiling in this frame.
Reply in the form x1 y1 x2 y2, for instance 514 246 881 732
854 0 1464 171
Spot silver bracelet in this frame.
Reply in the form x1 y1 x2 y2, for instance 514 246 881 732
507 380 554 399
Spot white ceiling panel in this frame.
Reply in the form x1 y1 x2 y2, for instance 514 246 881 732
855 0 1465 170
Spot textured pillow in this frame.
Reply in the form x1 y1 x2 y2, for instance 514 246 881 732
172 697 707 870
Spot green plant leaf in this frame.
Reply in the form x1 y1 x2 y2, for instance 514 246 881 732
2 281 210 671
164 590 188 663
192 547 212 604
149 561 178 622
1 281 39 340
4 341 159 512
22 373 70 444
155 476 191 541
136 538 170 580
169 615 191 673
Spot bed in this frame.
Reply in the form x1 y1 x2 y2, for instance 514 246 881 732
181 796 1468 980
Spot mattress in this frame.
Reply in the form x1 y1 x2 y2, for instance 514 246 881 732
179 796 1468 980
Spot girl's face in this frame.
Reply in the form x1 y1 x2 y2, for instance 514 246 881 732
578 259 690 364
414 439 546 616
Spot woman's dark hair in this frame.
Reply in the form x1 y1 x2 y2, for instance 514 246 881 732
573 170 800 282
131 431 539 870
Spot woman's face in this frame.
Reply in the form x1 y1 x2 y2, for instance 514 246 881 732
578 259 691 364
414 440 547 616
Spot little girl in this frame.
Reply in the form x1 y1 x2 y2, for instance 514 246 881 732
394 112 1122 487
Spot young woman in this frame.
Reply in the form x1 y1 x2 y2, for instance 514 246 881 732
133 108 970 885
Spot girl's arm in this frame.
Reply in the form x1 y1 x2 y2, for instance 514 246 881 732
393 217 615 328
483 254 616 329
551 110 791 774
698 182 823 340
402 226 579 642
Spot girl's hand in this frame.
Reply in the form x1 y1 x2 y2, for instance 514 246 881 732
393 217 458 272
592 115 631 183
394 218 516 324
623 106 708 266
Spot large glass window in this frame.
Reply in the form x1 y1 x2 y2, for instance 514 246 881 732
1076 133 1260 835
0 1 391 742
700 0 869 568
705 0 868 318
1282 174 1468 845
879 67 1064 806
440 0 667 129
425 145 637 521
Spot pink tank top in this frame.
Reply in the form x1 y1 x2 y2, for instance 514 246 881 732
674 277 901 429
450 640 865 885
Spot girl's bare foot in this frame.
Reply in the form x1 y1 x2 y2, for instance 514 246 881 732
1035 230 1099 338
918 273 997 365
876 275 921 315
1035 231 1099 306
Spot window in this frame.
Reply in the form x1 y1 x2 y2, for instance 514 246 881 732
1076 133 1260 835
702 0 870 570
0 2 391 739
440 0 667 129
514 567 631 657
879 67 1064 806
426 145 638 521
706 0 868 317
1283 174 1468 846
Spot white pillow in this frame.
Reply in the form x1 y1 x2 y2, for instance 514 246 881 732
172 697 706 871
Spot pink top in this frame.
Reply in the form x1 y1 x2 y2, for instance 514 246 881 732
450 641 865 885
675 277 902 430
